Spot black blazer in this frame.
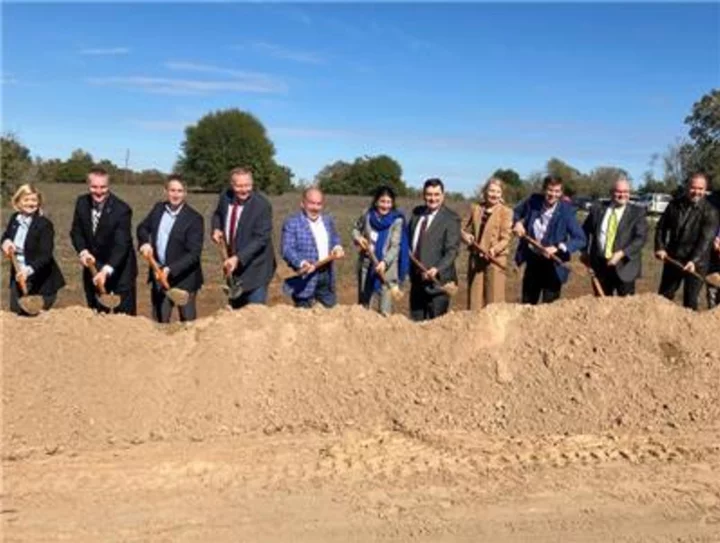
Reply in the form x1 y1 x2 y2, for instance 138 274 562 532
408 205 461 291
2 212 65 295
70 193 138 292
583 203 648 282
136 202 204 292
211 190 276 292
655 196 719 270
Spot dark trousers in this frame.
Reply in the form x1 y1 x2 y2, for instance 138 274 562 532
83 277 137 315
595 259 635 296
409 278 450 321
293 270 336 308
230 284 268 310
658 261 703 311
521 252 562 305
8 280 56 316
151 287 197 323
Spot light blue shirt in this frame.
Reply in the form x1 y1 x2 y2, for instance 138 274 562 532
12 214 34 276
156 205 183 266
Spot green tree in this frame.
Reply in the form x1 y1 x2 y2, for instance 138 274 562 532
586 166 630 198
546 157 587 197
317 155 407 196
177 109 293 194
56 149 94 183
685 89 720 185
491 168 523 188
1 133 32 197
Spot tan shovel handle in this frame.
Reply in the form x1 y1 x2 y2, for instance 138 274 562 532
463 234 508 272
86 260 108 295
285 253 340 280
358 238 389 285
7 249 28 295
521 234 572 270
663 256 718 287
142 251 171 290
409 252 443 287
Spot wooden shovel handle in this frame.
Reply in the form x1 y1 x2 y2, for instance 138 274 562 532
521 234 572 270
85 260 108 295
409 252 445 288
286 253 339 280
142 251 171 290
466 238 507 272
663 256 711 285
7 249 28 295
358 238 389 284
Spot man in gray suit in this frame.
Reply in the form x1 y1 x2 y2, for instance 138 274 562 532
582 176 648 296
408 178 461 320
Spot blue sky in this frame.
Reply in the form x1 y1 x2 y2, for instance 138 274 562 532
3 2 719 194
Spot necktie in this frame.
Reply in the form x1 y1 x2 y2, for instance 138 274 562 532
228 202 240 255
91 207 101 235
604 209 618 259
414 215 428 257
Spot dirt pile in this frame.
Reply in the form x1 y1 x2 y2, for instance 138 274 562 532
3 295 719 458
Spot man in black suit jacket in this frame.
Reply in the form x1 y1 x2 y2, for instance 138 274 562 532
582 177 648 296
70 166 138 315
211 166 276 309
655 172 720 310
137 175 204 322
408 178 461 321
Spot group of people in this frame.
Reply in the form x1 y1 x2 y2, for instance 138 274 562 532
3 166 720 321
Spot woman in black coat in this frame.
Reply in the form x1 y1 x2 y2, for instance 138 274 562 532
2 184 65 315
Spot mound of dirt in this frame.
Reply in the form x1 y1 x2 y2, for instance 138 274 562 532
3 295 719 458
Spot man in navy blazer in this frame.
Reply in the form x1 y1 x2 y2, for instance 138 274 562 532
211 167 276 309
137 175 204 322
513 175 586 304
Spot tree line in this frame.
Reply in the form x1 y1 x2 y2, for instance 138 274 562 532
2 89 718 203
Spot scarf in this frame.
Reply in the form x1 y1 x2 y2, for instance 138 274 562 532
367 208 410 292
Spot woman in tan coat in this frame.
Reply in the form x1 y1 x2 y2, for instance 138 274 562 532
461 177 513 309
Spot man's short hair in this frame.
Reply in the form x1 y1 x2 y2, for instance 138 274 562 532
166 173 185 187
230 166 253 179
687 171 709 186
302 185 323 200
88 166 109 177
542 175 563 190
423 178 444 192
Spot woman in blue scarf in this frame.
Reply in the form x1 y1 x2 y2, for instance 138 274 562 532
352 185 410 315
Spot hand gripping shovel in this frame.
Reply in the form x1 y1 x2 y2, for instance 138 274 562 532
409 252 458 297
216 238 243 300
357 238 404 301
663 256 720 289
86 261 121 312
142 252 189 306
282 253 340 280
521 234 605 297
462 232 508 273
6 248 44 315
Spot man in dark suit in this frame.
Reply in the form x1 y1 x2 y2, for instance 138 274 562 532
655 172 719 310
137 174 204 322
582 177 648 296
211 166 276 309
408 178 461 321
513 175 587 304
70 166 137 315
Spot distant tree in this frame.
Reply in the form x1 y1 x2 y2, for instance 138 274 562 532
1 133 32 196
56 149 94 183
546 157 587 197
586 166 631 198
36 158 62 183
491 168 523 188
488 167 531 203
177 109 293 194
133 169 166 185
316 155 407 196
685 89 720 185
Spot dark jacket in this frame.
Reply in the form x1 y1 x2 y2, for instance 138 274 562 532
2 212 66 296
136 202 204 292
70 193 138 292
655 196 719 270
513 194 587 283
583 203 648 282
211 190 276 292
408 205 461 293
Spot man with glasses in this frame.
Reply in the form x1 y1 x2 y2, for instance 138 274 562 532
582 176 648 296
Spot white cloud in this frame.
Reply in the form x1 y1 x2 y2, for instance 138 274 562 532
79 47 130 56
243 42 325 65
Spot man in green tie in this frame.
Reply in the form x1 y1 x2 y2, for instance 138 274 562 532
582 176 648 296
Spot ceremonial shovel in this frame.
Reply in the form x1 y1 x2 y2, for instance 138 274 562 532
141 252 189 306
663 256 720 289
6 248 43 315
216 238 243 300
521 234 606 297
357 238 404 301
409 253 459 297
283 253 341 280
86 261 121 312
461 232 508 272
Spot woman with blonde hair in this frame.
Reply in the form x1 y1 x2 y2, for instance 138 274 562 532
1 184 65 314
461 177 513 309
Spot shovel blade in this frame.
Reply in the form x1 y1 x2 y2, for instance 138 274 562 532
442 282 459 298
706 272 720 289
166 288 190 307
97 293 121 311
18 295 44 316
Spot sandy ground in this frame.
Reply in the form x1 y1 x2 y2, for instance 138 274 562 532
2 296 720 542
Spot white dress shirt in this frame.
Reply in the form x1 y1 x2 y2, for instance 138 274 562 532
224 200 245 243
598 204 626 251
307 215 330 261
412 209 439 252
